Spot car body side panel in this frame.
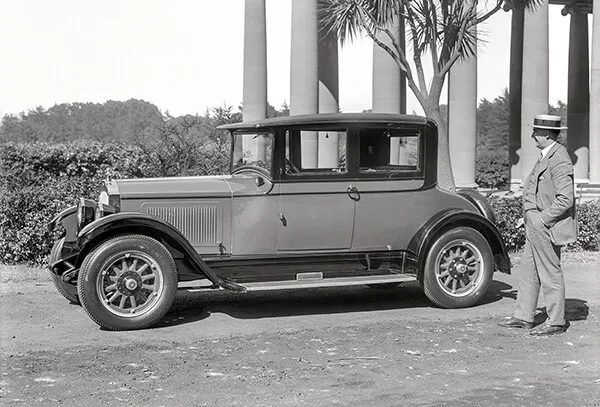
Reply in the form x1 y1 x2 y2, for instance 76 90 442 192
229 175 280 255
277 180 356 251
352 185 478 250
116 176 235 255
120 198 231 255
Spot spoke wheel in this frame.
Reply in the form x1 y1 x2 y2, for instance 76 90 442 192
422 227 493 308
97 251 164 318
78 235 177 330
434 240 483 297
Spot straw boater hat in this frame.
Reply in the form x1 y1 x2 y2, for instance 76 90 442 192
532 114 568 130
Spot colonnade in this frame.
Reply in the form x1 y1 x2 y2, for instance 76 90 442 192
242 0 599 189
508 0 599 189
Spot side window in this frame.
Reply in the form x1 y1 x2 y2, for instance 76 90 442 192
359 128 420 175
231 132 274 174
285 128 347 176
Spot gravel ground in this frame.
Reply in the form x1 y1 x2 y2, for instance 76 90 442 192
1 253 599 406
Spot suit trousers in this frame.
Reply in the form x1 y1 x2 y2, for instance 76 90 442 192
514 210 566 326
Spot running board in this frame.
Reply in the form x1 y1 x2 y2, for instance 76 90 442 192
241 274 416 292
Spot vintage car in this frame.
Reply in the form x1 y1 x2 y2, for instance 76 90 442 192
48 113 509 330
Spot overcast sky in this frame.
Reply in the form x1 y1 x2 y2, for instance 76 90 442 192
0 0 592 118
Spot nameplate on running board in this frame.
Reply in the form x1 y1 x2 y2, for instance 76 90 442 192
296 272 323 281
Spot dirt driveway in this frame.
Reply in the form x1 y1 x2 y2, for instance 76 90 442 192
1 253 599 406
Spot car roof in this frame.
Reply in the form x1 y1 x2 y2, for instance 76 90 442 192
217 113 434 131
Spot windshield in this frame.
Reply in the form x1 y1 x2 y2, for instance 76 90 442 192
231 131 274 174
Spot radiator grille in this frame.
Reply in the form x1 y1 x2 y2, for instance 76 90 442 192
142 203 222 246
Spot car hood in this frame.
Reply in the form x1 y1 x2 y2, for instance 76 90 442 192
110 175 234 199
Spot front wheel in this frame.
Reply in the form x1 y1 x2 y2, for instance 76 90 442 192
422 227 493 308
78 235 178 330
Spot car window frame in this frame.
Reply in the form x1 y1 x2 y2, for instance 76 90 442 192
230 129 276 177
278 125 351 182
353 126 425 180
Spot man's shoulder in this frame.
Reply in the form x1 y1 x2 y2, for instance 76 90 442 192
549 143 572 164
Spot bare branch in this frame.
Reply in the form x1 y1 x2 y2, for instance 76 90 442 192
379 27 411 73
475 0 503 25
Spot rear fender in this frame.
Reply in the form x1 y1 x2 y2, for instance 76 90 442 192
407 208 510 280
457 189 497 223
77 212 244 291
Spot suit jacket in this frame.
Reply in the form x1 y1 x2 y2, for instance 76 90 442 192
522 142 578 245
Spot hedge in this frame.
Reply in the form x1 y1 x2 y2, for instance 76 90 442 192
1 141 599 266
1 138 229 265
488 195 600 252
0 141 148 264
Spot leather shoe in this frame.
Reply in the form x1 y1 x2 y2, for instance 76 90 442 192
497 317 533 329
529 323 566 336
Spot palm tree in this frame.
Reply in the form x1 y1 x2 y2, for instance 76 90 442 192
321 0 540 190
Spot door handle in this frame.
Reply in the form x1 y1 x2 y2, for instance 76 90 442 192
347 186 360 201
279 213 287 227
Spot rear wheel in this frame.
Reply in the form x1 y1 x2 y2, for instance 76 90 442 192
78 235 177 330
49 238 80 305
422 227 493 308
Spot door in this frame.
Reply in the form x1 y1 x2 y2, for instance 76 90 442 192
352 127 425 250
276 127 355 251
277 181 356 250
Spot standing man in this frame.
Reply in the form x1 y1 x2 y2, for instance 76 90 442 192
499 115 577 336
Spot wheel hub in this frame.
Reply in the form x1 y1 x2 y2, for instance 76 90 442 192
449 259 468 279
116 271 143 296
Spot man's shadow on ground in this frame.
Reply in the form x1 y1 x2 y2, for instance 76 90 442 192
490 281 589 327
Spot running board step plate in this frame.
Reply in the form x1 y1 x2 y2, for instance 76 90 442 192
241 274 416 292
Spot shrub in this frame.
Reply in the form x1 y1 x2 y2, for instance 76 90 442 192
489 195 600 252
566 201 600 252
476 150 509 189
488 195 525 252
0 137 230 266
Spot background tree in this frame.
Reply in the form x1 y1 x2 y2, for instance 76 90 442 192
0 99 164 143
322 0 540 190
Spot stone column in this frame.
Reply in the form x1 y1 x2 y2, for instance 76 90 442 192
242 0 268 162
448 37 478 189
590 0 600 183
291 0 319 168
508 5 524 188
520 0 549 180
317 0 339 168
372 17 406 164
567 10 590 182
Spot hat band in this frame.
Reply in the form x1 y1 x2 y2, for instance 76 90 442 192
533 118 562 128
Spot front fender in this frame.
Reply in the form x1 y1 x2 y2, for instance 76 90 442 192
408 208 510 279
77 212 245 291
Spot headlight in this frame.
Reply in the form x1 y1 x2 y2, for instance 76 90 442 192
97 191 117 218
99 191 109 205
77 198 96 231
103 180 121 212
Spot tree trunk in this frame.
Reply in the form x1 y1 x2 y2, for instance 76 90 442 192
423 104 456 191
